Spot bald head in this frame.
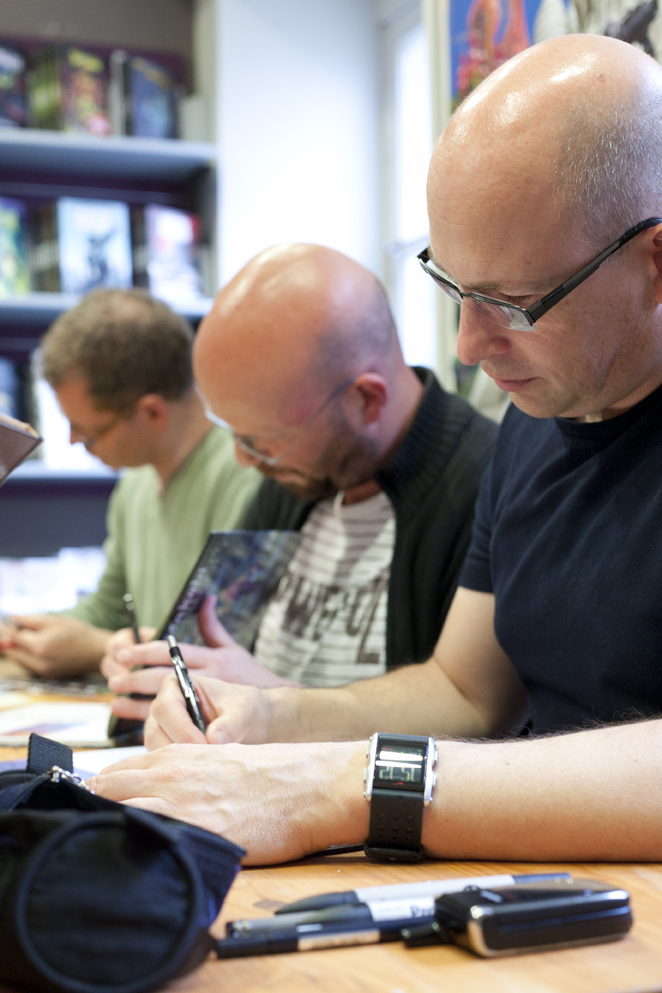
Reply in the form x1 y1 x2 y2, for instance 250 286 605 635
431 35 662 247
195 244 398 426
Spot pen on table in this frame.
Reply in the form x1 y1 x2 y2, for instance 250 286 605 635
166 634 207 734
217 913 419 958
228 900 437 937
274 872 574 915
123 593 141 645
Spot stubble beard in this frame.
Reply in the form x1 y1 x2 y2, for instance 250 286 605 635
257 419 382 501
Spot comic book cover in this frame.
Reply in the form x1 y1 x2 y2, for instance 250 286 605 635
0 197 30 296
29 203 60 293
0 43 27 128
57 197 132 294
59 46 111 136
125 56 177 139
29 46 111 135
157 530 302 648
132 204 204 304
452 0 662 109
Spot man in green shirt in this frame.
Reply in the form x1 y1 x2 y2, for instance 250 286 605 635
0 289 259 677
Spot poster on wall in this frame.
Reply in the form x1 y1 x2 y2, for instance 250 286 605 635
451 0 660 107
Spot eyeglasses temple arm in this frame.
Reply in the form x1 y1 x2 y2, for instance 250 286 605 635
527 217 662 323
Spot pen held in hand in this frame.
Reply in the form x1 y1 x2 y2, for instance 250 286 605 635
166 634 207 735
123 593 141 645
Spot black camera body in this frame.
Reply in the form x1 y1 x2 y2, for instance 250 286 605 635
403 877 632 957
433 878 632 957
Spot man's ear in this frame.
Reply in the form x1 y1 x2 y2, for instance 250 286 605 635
651 225 662 304
350 374 388 425
134 394 170 431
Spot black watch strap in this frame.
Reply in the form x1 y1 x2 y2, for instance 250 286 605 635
364 787 424 862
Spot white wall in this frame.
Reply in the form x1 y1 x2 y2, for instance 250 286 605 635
215 0 381 284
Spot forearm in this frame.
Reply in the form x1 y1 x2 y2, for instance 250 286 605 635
264 657 488 743
422 719 662 862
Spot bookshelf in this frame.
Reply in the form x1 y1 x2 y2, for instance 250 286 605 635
0 127 216 181
0 0 218 556
0 291 214 326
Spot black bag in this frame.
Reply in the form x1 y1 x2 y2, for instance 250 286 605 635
0 734 245 993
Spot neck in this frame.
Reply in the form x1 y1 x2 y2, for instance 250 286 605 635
151 391 212 488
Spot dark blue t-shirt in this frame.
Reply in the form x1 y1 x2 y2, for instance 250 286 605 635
459 384 662 733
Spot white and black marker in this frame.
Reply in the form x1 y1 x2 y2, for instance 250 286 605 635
167 634 207 734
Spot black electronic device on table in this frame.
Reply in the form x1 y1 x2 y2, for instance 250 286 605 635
402 878 632 957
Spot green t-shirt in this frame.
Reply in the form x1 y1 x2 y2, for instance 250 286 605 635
65 426 260 633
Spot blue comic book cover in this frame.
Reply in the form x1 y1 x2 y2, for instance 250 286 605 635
57 197 132 294
0 44 27 128
158 530 302 648
127 56 177 139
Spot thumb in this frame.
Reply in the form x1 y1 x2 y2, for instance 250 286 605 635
198 595 237 649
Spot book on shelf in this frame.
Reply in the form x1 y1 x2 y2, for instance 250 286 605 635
0 196 30 296
28 203 60 292
0 410 42 486
28 45 111 136
0 42 28 128
57 197 132 294
110 50 178 139
29 197 133 294
132 204 205 304
0 358 19 419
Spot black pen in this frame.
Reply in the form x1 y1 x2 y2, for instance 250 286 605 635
275 872 574 915
217 915 416 958
227 901 435 937
123 593 141 645
166 634 207 734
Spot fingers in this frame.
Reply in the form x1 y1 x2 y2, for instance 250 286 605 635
1 645 48 674
114 640 172 670
108 665 171 697
109 695 152 721
143 713 174 750
198 595 236 649
145 675 208 749
0 620 18 648
195 677 268 745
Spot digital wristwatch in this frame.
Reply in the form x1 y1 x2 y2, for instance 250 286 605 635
363 732 437 862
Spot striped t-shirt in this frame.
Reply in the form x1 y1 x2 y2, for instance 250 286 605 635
254 489 395 687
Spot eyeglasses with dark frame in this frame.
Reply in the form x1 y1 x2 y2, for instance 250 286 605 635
204 375 358 466
418 217 662 332
73 410 133 452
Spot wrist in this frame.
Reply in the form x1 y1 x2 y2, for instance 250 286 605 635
301 741 368 852
264 685 311 741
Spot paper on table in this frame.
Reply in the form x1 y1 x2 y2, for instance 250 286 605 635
0 701 112 747
74 745 147 778
0 691 32 710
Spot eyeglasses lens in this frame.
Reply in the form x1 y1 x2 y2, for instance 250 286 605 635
470 297 533 332
430 275 462 305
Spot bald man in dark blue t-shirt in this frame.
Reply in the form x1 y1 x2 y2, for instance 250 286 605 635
91 35 662 867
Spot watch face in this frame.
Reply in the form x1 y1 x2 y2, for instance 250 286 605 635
374 742 426 792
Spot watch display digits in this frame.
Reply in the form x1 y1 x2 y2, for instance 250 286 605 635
364 733 436 862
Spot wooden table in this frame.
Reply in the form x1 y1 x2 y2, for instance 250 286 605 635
3 739 662 991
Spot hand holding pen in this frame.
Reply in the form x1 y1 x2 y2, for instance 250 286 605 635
122 593 141 646
167 634 207 735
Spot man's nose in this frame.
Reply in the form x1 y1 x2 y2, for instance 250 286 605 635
455 299 511 367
